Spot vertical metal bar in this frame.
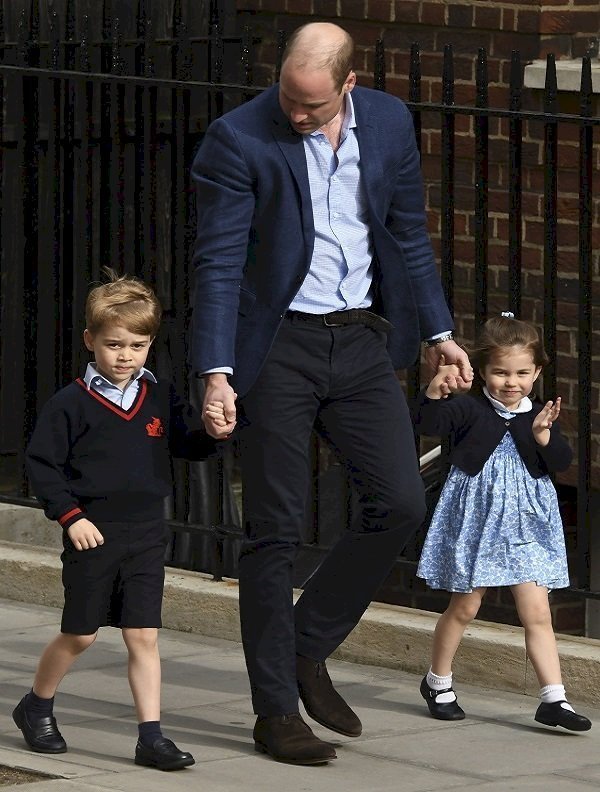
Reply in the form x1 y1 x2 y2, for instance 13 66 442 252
208 20 223 121
74 10 94 379
542 54 558 399
408 42 421 151
62 0 76 380
19 3 40 494
577 56 593 591
47 9 62 393
440 45 455 311
374 38 385 92
473 48 488 332
508 51 522 317
135 0 148 278
110 17 126 273
171 3 192 525
80 9 93 278
241 24 253 102
99 0 112 269
275 29 286 82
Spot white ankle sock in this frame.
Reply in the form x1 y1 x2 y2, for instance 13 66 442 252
539 684 574 712
427 668 457 703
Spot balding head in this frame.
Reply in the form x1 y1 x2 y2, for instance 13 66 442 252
281 22 354 91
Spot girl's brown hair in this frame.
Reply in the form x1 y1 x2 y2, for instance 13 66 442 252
85 267 162 337
471 315 549 371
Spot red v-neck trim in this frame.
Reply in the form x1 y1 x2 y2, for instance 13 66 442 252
75 378 148 420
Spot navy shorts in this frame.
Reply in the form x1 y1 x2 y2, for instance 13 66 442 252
60 518 169 635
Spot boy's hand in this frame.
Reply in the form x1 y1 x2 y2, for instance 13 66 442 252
67 518 104 551
532 397 561 447
202 373 237 439
426 355 473 399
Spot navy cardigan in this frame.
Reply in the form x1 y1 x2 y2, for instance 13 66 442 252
412 389 572 478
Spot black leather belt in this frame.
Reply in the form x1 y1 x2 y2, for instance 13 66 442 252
285 309 393 334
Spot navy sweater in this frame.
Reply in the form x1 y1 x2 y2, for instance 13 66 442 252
412 389 572 478
26 378 216 529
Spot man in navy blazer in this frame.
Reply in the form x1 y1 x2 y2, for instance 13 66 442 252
191 22 472 765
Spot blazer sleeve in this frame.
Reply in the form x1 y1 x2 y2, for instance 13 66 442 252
190 118 256 374
25 401 86 530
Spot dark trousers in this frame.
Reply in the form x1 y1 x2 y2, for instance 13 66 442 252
238 315 427 716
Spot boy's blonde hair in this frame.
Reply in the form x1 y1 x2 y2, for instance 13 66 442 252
85 268 162 337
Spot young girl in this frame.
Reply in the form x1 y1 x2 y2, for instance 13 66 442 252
413 314 591 732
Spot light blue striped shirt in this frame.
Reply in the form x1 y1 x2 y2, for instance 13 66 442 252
83 362 157 410
289 93 373 313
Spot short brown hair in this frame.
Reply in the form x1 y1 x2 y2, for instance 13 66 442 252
282 24 354 91
472 315 549 371
85 267 162 337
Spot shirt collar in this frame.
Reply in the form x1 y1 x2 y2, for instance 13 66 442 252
309 92 356 142
83 362 157 391
483 386 532 416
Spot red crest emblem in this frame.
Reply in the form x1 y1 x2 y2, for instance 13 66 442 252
146 417 164 437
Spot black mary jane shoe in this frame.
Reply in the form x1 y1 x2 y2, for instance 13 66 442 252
420 676 465 721
134 737 195 771
535 701 592 732
12 696 67 754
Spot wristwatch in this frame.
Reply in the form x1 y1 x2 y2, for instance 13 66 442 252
423 332 454 347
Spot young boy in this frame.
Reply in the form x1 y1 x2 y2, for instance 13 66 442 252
13 270 226 771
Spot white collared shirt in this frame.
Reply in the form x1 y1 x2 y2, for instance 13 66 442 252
483 385 533 418
289 93 373 313
83 362 157 410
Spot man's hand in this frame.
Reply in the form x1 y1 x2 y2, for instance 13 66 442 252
202 373 237 439
68 518 104 551
426 354 472 399
425 339 473 387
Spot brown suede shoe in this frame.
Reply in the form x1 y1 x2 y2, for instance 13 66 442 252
253 714 337 765
296 654 362 737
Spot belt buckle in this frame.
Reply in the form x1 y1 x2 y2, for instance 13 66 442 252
323 312 345 327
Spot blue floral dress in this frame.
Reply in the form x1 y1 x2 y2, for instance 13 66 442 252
417 405 569 593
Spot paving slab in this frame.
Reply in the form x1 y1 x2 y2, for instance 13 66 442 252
0 598 599 792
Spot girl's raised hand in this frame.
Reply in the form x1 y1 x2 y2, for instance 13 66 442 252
532 397 561 445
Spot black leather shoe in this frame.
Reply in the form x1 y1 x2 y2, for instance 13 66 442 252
535 701 592 732
296 654 362 737
12 696 67 753
134 738 195 771
420 676 465 721
253 714 337 765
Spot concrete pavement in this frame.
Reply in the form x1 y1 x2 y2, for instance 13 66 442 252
0 598 599 792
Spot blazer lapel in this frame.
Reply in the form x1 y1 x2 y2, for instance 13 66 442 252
352 90 385 214
271 98 315 262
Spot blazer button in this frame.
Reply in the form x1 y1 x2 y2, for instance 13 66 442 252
505 421 510 426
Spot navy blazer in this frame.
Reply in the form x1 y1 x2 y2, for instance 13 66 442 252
412 389 573 478
190 84 454 397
